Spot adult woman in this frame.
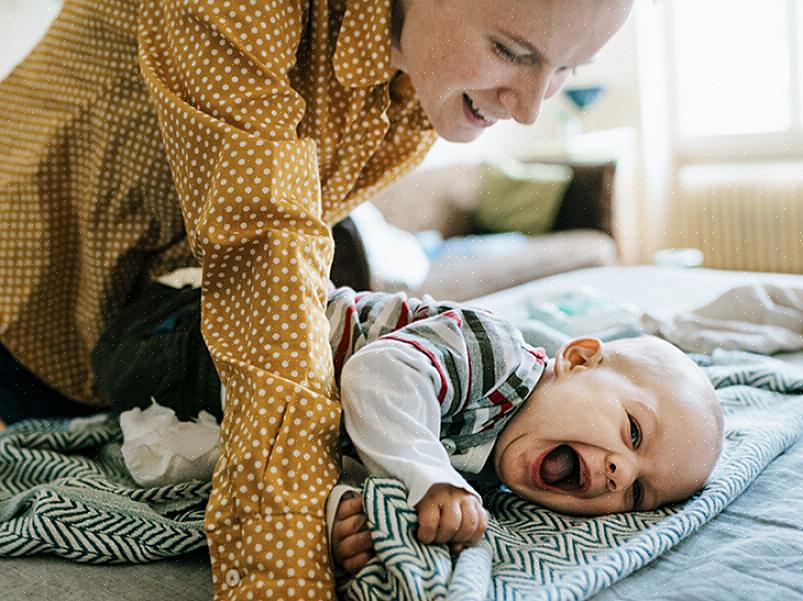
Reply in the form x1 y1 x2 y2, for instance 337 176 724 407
0 0 634 598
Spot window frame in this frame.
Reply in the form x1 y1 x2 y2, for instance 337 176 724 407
666 0 803 162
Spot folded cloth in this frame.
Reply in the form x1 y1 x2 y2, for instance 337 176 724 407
641 284 803 355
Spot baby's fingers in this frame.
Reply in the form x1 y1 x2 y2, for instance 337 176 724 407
335 529 374 563
453 498 487 543
416 501 441 544
332 512 369 547
335 492 364 521
342 549 374 576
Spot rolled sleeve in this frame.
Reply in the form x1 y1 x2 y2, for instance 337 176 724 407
138 1 340 598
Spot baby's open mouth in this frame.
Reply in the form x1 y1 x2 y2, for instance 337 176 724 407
535 445 587 492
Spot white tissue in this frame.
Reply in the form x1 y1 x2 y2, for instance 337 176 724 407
119 400 221 487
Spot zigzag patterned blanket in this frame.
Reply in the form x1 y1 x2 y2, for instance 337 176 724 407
0 414 210 563
0 350 801 601
341 351 803 601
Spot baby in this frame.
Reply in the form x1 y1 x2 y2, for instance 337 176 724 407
325 288 724 575
90 280 724 577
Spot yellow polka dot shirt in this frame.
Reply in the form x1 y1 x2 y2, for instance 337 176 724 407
0 0 436 598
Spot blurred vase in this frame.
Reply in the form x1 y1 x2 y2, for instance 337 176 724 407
563 85 607 111
560 85 606 139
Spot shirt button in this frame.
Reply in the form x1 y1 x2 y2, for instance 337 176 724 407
442 438 456 455
225 568 241 588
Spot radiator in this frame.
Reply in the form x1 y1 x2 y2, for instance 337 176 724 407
669 163 803 273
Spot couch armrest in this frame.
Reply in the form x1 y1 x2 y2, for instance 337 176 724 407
549 161 616 237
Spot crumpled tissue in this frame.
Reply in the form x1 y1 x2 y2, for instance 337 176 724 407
120 399 221 487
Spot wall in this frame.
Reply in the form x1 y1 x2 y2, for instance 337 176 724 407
0 0 60 79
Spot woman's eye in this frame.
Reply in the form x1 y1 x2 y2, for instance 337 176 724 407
628 415 641 449
492 41 522 65
632 480 644 509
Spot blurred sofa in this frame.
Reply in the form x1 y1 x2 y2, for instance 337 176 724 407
331 160 618 301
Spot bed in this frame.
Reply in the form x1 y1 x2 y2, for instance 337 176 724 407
1 265 802 600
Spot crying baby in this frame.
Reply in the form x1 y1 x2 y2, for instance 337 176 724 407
325 292 724 575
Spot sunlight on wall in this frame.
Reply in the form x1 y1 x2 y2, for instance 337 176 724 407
0 0 60 79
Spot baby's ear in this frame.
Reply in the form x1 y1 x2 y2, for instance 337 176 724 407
554 337 604 377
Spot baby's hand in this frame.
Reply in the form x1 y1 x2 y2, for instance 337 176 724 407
415 483 487 546
332 492 375 575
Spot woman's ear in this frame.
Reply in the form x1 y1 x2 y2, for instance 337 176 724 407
554 337 604 377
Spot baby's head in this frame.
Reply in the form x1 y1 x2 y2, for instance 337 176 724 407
493 335 723 515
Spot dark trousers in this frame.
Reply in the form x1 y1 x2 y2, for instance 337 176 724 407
91 283 222 422
0 344 98 425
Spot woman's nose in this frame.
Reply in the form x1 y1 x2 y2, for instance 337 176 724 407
605 453 636 492
499 70 551 125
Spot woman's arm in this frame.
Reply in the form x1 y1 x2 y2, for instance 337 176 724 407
138 2 338 599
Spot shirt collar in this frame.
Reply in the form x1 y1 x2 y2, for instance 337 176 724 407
333 0 397 88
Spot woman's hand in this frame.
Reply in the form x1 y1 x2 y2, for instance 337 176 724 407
332 492 375 575
415 483 487 547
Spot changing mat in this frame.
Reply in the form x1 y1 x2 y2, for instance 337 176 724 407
341 351 803 601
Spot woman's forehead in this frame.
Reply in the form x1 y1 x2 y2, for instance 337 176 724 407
475 0 633 62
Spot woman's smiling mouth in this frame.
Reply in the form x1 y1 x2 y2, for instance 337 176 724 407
531 444 589 494
462 93 497 127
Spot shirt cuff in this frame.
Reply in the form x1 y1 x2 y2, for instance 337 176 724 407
206 513 335 600
407 467 481 509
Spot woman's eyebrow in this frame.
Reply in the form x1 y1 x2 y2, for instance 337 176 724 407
498 30 599 68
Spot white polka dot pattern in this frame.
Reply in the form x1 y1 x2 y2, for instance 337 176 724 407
0 0 435 598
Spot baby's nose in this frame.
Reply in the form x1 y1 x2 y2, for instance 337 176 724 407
605 454 636 492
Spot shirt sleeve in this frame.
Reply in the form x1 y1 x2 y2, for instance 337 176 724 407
340 339 480 508
138 2 339 599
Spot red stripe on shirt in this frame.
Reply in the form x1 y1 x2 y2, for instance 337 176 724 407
528 347 547 366
394 300 411 330
482 399 514 430
441 310 463 327
381 334 448 405
334 305 356 381
489 390 507 406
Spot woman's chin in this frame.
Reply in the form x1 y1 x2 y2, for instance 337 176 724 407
431 118 486 144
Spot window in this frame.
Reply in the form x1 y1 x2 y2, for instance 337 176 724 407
668 0 803 153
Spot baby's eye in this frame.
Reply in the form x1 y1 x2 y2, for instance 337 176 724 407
628 415 641 449
631 480 644 510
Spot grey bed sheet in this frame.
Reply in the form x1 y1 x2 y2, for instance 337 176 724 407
1 548 212 601
598 431 803 601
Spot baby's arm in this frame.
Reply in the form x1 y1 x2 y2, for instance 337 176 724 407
340 339 487 546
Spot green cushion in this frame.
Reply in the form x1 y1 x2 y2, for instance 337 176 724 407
474 160 574 236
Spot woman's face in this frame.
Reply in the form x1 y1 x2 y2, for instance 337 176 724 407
391 0 635 142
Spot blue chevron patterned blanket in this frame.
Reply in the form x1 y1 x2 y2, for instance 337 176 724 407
341 350 803 601
0 349 801 601
0 414 210 563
